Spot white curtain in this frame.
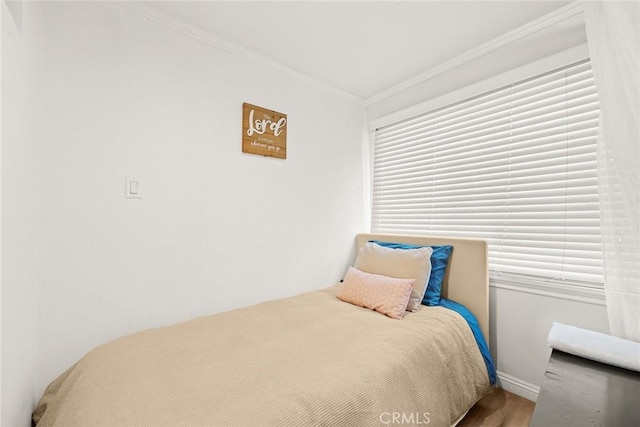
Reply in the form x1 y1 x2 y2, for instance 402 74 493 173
584 0 640 342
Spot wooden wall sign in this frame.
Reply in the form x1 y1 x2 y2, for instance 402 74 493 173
242 103 287 159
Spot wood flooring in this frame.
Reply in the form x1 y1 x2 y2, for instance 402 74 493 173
458 388 535 427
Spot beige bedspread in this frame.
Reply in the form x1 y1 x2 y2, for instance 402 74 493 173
33 286 491 427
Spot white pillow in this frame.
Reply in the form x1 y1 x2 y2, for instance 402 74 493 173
354 242 433 312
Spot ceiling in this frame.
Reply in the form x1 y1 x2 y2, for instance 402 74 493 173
145 1 572 100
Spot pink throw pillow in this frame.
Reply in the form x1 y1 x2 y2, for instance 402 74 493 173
337 267 414 320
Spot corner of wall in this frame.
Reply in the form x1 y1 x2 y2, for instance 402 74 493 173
497 371 540 402
0 2 4 424
3 0 21 31
1 0 42 425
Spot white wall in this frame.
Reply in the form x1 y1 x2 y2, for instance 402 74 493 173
2 4 610 426
366 12 611 400
490 287 608 399
1 1 41 426
13 0 365 414
1 4 3 423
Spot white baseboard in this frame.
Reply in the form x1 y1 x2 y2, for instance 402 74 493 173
497 371 540 402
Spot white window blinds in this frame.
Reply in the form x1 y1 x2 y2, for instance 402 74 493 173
372 60 603 286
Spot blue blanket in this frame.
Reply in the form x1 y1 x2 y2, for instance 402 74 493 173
438 298 496 385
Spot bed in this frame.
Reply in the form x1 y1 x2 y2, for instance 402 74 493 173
33 233 494 427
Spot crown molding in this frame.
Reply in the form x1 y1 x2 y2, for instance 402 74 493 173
110 1 364 105
110 1 586 108
365 0 586 107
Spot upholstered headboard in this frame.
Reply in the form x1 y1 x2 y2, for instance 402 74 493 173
356 233 490 344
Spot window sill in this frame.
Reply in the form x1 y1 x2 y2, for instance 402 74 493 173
489 272 606 306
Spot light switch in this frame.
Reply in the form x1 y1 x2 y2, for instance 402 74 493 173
125 177 142 199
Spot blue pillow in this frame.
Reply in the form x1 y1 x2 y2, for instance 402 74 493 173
370 241 453 306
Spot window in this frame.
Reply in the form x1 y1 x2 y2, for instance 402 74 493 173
371 60 603 287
